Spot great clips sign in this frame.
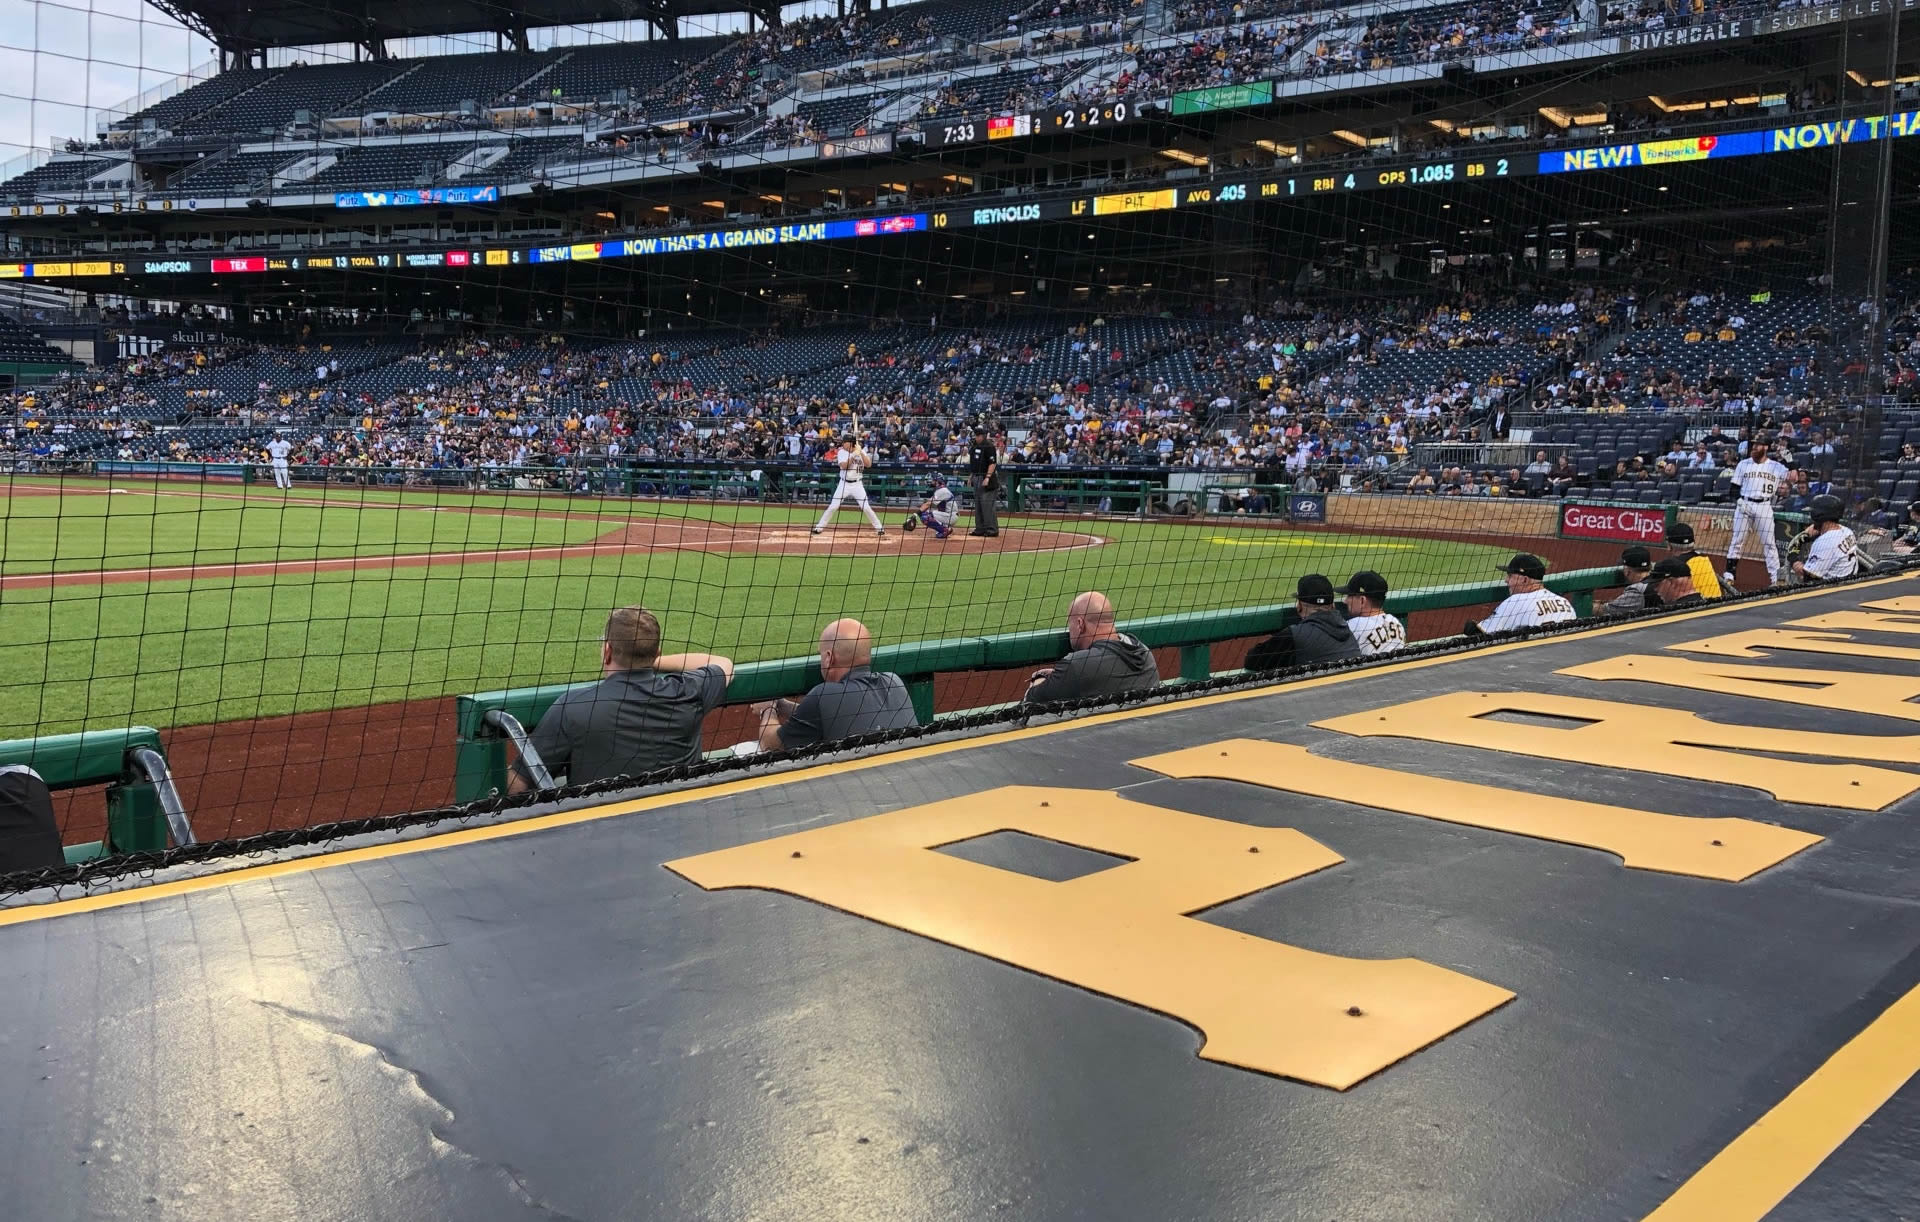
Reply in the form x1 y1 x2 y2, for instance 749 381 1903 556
1559 501 1672 543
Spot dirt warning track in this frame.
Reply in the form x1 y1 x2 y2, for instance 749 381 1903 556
1 519 1107 590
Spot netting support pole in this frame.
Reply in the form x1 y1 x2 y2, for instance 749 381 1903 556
482 710 555 791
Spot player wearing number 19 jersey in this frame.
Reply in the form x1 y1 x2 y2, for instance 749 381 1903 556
1727 440 1790 584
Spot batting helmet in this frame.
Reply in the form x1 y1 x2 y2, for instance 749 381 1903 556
1808 494 1844 526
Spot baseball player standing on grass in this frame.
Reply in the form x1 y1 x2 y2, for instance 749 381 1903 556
812 433 886 537
1794 494 1859 582
266 435 293 490
1726 439 1789 586
1464 554 1577 635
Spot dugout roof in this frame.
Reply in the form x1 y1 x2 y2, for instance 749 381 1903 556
5 576 1920 1218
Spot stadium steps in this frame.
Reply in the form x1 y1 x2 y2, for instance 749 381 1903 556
334 62 427 115
167 69 288 132
509 52 568 101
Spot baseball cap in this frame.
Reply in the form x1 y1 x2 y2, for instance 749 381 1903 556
1496 553 1547 580
1620 545 1652 569
1296 574 1336 605
1666 522 1696 546
1337 570 1389 601
1649 556 1693 582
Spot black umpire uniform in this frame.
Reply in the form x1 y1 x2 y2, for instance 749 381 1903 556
968 430 1000 537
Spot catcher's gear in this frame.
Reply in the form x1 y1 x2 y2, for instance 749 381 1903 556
901 515 918 532
1808 494 1844 525
930 474 948 488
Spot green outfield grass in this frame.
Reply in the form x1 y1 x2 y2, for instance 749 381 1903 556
0 482 1511 737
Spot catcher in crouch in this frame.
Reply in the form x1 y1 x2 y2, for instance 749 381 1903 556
902 475 956 539
812 434 887 536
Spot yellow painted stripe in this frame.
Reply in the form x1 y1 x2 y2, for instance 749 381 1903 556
1 572 1910 928
1642 980 1920 1221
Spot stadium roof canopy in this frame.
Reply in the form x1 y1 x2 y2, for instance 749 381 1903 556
148 0 788 56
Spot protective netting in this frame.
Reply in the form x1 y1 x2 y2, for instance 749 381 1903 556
0 0 1914 872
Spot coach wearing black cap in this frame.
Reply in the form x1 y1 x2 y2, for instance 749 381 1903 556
1600 545 1654 616
1466 553 1577 636
1337 570 1406 655
1645 556 1706 609
1665 521 1727 598
1246 574 1360 671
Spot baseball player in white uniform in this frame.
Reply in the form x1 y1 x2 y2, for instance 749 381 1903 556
812 436 886 536
1726 440 1789 585
1469 554 1577 635
266 436 294 489
1795 494 1858 582
1336 570 1406 655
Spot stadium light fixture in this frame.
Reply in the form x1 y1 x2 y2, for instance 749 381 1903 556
1160 148 1207 167
1331 130 1368 147
1253 139 1295 156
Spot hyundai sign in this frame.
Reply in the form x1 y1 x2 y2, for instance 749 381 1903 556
1288 494 1327 523
1558 502 1671 543
334 186 500 208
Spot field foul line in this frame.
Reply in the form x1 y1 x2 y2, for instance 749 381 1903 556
1207 536 1418 550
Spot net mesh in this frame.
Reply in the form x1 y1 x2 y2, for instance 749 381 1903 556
0 0 1913 872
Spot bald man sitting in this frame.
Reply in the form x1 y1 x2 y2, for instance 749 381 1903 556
757 618 919 751
1024 591 1160 704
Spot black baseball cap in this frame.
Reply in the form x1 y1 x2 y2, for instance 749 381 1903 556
1337 570 1389 601
1620 545 1652 569
1649 556 1693 581
1497 553 1547 580
1296 574 1336 605
1666 522 1696 546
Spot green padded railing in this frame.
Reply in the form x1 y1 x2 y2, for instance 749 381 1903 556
453 565 1625 801
0 727 182 865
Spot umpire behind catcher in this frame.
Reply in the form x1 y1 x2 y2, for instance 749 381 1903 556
967 425 1001 537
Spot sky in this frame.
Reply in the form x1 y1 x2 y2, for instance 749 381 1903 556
0 0 842 169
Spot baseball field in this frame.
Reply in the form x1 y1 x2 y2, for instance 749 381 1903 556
0 474 1523 743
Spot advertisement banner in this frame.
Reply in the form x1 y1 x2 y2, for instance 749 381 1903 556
1288 493 1327 523
1558 501 1671 543
1170 80 1273 116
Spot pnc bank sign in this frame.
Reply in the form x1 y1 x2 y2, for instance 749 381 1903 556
1560 502 1670 543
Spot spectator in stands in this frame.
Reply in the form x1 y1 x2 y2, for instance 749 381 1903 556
1600 545 1654 617
756 618 917 751
0 764 62 874
1408 467 1437 494
1025 591 1159 703
1687 442 1717 471
1246 575 1360 671
1525 451 1553 480
509 606 734 792
1547 455 1577 497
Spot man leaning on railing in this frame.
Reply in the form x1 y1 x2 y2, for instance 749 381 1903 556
508 606 734 793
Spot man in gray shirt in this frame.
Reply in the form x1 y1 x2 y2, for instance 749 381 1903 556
510 605 734 791
757 618 918 750
1024 591 1160 704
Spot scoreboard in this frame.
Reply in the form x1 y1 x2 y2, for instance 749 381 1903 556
12 110 1918 284
924 100 1136 149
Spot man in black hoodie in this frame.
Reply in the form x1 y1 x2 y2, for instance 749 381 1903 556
1246 574 1361 672
1024 591 1160 703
